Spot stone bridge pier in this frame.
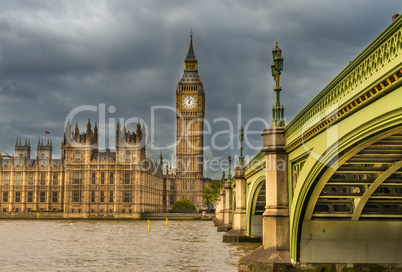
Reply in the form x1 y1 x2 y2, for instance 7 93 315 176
239 127 293 271
236 13 402 272
223 166 248 242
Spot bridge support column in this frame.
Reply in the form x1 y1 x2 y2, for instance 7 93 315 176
223 166 250 242
213 198 221 226
212 196 221 227
221 179 233 232
239 127 293 271
216 189 227 231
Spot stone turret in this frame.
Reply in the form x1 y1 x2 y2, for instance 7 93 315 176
115 120 146 163
116 120 145 147
159 152 163 171
136 120 142 143
65 119 72 145
116 120 121 149
37 137 52 160
86 119 92 145
15 138 31 159
74 122 80 141
65 119 98 147
93 123 98 145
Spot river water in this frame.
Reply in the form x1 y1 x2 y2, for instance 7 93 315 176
0 220 259 272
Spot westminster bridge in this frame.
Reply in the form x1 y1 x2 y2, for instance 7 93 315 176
215 13 402 271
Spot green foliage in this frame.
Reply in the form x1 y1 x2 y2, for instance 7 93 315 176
172 198 196 212
204 180 221 205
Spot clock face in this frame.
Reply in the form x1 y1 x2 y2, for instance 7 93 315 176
182 95 196 109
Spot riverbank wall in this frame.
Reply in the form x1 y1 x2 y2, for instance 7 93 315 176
0 212 214 220
141 213 213 220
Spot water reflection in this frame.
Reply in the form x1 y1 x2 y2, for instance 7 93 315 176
0 220 260 272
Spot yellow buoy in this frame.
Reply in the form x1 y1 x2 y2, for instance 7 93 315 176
166 218 168 227
148 220 150 232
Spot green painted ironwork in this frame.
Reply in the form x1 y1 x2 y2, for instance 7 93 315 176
241 15 402 263
286 15 402 146
271 42 285 127
221 171 225 190
239 126 244 166
228 155 232 180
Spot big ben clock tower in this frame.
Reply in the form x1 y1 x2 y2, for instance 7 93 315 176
175 31 205 209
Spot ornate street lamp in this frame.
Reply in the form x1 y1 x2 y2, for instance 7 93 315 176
228 155 232 180
221 171 225 190
239 126 244 166
271 42 285 127
272 44 283 74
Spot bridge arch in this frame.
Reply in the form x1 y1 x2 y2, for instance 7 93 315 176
246 176 265 237
290 94 402 263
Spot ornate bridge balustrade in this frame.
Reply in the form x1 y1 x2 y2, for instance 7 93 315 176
286 15 402 150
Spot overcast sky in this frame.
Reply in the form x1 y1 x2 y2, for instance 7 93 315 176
0 0 400 179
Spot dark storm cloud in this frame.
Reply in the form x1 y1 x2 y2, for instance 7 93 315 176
0 0 400 178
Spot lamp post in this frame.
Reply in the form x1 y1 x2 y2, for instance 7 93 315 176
221 171 225 190
271 42 285 127
239 126 244 166
228 155 232 180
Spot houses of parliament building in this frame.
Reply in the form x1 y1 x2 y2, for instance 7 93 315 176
0 34 206 218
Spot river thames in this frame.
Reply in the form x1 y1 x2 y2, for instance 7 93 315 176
0 220 259 272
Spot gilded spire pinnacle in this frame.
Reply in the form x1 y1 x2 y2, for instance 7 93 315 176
181 30 201 81
185 29 196 62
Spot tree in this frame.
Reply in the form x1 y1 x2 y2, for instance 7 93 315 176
172 198 196 213
204 180 221 206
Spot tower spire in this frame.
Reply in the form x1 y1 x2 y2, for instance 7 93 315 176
185 29 196 62
181 30 200 80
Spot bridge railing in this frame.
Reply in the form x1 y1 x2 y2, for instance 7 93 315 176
285 15 402 150
244 151 265 178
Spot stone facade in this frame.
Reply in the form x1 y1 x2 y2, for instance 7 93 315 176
0 139 65 214
175 33 205 209
0 120 165 218
0 34 206 217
